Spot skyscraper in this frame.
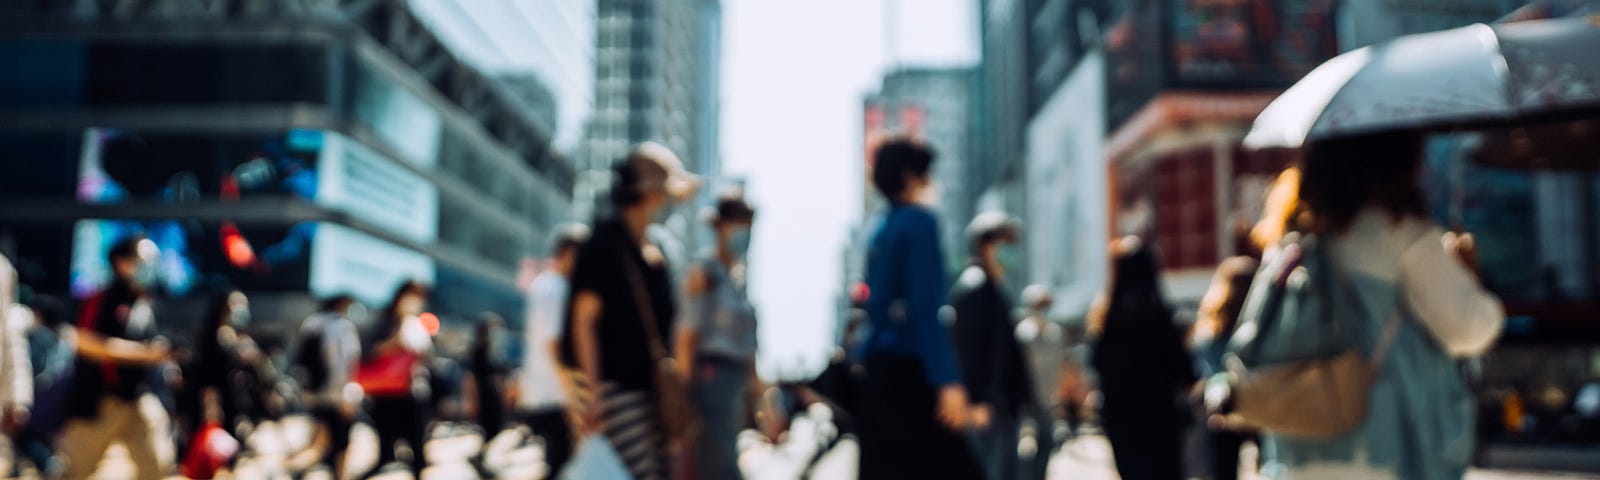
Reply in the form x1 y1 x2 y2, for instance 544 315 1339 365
586 0 722 257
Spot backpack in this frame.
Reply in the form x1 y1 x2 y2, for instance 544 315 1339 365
1217 233 1402 438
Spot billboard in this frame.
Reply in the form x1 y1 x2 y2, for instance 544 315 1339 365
1167 0 1340 87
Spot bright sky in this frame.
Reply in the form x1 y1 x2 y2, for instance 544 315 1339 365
723 0 978 380
418 0 980 381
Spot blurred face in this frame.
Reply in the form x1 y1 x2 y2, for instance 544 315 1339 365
227 291 251 328
718 220 754 258
905 173 937 206
398 292 426 318
555 246 580 275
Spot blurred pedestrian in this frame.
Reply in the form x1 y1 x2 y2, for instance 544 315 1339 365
60 235 172 480
562 142 699 480
292 295 363 478
675 192 763 480
466 313 511 442
188 289 255 443
1254 132 1504 479
1015 284 1069 480
855 139 983 480
1192 256 1259 480
1090 237 1195 480
515 224 587 476
358 281 433 478
0 255 33 474
16 294 70 476
949 211 1030 480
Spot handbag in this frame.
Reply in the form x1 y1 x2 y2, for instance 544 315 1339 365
1219 236 1403 439
618 242 700 443
354 350 419 397
559 434 634 480
182 421 240 479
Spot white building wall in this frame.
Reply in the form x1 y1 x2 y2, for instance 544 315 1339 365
1025 51 1107 319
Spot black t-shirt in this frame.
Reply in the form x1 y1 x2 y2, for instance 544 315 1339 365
70 279 157 417
561 219 676 392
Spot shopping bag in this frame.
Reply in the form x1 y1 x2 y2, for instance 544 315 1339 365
182 422 241 479
558 435 632 480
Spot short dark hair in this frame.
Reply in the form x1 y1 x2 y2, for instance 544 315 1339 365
1298 131 1427 234
108 235 145 264
709 194 756 225
319 294 356 313
872 139 935 201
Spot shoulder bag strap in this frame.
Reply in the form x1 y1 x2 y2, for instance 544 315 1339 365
618 243 670 364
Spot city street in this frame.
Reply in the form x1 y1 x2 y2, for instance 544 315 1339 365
79 414 1598 479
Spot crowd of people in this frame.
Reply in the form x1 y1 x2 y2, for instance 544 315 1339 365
0 132 1506 480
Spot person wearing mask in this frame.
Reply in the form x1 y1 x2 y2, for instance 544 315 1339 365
675 192 763 480
1091 237 1196 480
0 256 33 474
1259 132 1503 479
855 139 983 479
292 295 363 478
949 211 1031 480
1192 257 1259 480
60 235 172 480
359 281 433 478
188 289 256 444
563 142 699 480
1015 285 1069 480
516 224 587 476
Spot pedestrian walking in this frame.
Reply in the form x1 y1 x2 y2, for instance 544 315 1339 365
292 295 363 478
466 313 512 442
59 235 173 480
1015 284 1069 480
675 192 763 480
515 224 587 476
949 211 1031 480
1192 256 1259 480
1246 132 1505 480
562 142 699 480
16 294 70 476
855 139 984 480
1090 237 1196 480
357 280 433 478
188 289 255 443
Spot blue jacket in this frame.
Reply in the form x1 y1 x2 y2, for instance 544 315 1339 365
856 204 960 387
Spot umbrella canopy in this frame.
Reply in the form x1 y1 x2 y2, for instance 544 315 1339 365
1244 17 1600 150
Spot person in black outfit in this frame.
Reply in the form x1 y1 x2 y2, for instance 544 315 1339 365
1090 237 1197 480
949 211 1033 480
562 142 699 480
59 235 173 480
189 289 255 441
467 313 510 441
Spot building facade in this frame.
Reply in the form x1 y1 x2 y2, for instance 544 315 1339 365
586 0 722 259
0 1 572 336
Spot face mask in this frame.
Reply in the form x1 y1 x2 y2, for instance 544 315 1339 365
231 309 252 328
132 262 160 290
727 229 752 257
652 205 674 225
996 244 1021 272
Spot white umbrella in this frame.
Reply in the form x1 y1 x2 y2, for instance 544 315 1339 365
1244 17 1600 150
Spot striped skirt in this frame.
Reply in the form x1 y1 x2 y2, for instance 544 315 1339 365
599 382 670 480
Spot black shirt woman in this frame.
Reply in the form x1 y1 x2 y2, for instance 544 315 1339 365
563 142 699 480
